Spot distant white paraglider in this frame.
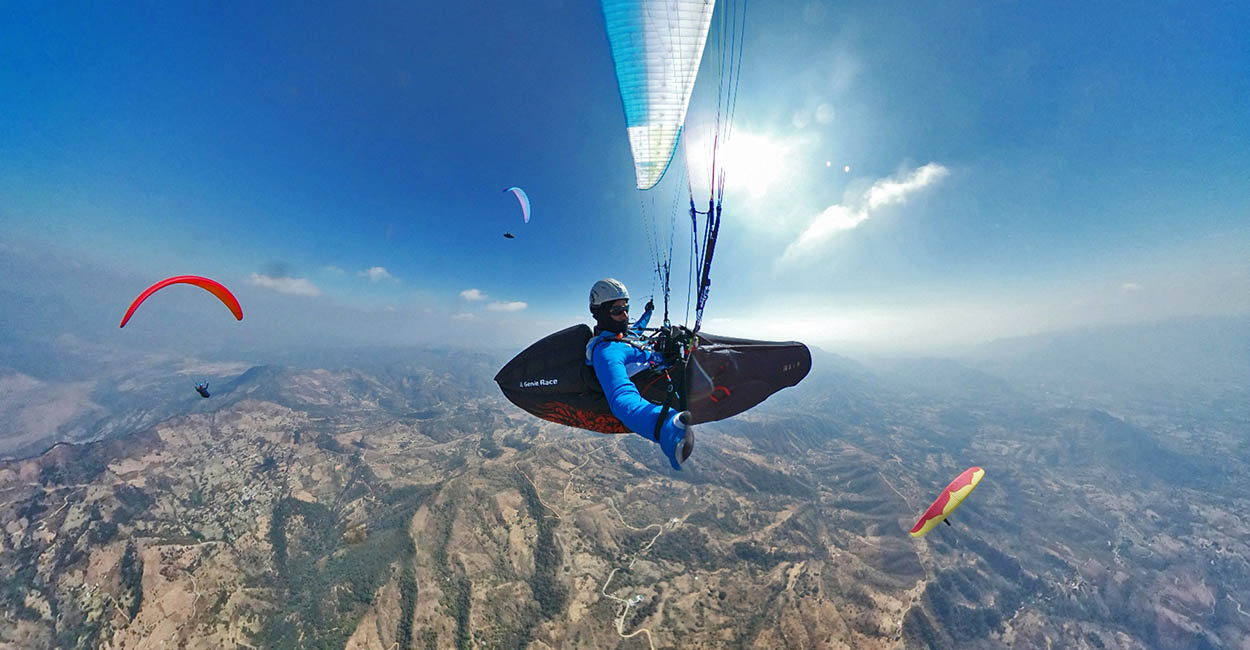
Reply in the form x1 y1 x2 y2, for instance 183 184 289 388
504 186 530 224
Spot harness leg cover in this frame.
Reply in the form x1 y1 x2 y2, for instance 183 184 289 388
495 324 811 432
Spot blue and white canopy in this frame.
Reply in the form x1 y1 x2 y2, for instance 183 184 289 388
602 0 716 190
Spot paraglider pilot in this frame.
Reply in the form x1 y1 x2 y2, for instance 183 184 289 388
585 278 694 470
195 382 210 399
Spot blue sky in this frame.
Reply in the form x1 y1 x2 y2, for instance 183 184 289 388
2 0 1248 358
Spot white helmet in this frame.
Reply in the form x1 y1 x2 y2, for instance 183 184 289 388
589 278 629 310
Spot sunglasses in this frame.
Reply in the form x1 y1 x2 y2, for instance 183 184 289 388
608 304 629 316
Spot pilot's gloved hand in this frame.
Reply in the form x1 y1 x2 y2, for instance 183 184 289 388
658 410 694 471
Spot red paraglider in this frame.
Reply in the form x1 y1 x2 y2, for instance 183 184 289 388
119 275 243 328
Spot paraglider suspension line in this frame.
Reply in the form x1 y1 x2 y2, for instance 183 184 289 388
693 198 720 333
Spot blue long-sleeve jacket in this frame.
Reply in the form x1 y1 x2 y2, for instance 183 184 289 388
585 307 669 442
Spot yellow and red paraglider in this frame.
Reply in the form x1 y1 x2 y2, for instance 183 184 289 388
119 275 243 328
910 466 985 537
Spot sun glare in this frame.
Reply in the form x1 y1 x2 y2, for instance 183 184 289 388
684 128 789 199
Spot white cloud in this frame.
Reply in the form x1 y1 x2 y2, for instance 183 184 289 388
1122 282 1143 292
866 163 949 211
451 312 478 321
460 288 487 301
359 267 395 283
248 273 323 297
781 162 949 262
324 265 345 275
487 301 527 312
790 204 868 250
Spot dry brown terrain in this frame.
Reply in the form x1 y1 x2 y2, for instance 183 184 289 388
2 354 1247 649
